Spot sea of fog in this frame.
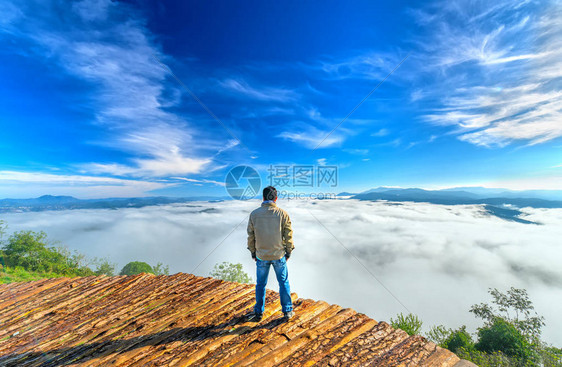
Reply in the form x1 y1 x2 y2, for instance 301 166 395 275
2 199 561 346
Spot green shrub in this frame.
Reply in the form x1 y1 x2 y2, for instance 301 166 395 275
444 326 474 353
1 230 93 276
3 230 51 270
476 318 534 361
469 287 544 366
390 313 423 336
210 262 252 283
94 257 117 276
540 346 562 367
456 347 516 367
120 261 154 276
153 262 170 276
0 220 7 243
426 324 452 346
470 287 545 341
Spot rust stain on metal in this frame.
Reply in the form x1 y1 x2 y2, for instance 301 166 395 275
0 273 465 366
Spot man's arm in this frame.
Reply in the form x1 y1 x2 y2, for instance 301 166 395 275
247 214 256 259
282 212 294 257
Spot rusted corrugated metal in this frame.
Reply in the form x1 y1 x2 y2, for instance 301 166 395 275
0 273 466 366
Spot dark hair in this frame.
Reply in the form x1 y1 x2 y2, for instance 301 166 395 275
263 186 277 201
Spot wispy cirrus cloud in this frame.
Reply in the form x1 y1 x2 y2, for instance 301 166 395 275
277 125 344 149
317 52 406 81
219 78 298 102
275 106 368 149
371 128 390 137
0 170 172 198
170 177 225 186
1 0 219 178
82 152 211 178
413 0 562 147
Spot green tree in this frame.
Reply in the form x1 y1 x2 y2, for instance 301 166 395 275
427 325 452 346
541 346 562 367
120 261 154 276
470 287 545 341
476 318 533 361
445 326 474 353
426 287 559 367
0 220 7 269
3 230 51 271
390 313 423 336
455 348 515 367
0 229 93 276
469 287 545 366
0 220 6 243
210 262 252 283
153 262 170 276
94 257 117 276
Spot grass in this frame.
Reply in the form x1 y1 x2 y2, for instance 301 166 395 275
0 264 74 284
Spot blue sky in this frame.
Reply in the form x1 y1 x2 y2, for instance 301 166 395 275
0 0 561 198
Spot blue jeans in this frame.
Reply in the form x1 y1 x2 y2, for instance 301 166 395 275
254 256 293 314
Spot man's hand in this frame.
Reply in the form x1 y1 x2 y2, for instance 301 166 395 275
251 252 257 261
285 252 291 261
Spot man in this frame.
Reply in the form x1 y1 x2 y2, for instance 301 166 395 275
247 186 294 322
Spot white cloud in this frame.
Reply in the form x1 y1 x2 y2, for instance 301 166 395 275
482 51 551 65
479 173 562 191
415 0 562 147
170 176 225 186
84 146 211 177
72 0 113 22
0 170 172 198
275 106 365 149
0 1 23 28
371 128 390 137
219 78 298 102
1 0 219 178
318 52 405 81
372 137 401 148
277 126 343 149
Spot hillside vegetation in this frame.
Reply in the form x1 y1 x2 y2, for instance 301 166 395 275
0 220 168 284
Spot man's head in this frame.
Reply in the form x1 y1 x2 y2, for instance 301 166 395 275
263 186 277 202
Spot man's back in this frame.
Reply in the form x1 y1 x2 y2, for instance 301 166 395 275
247 202 293 261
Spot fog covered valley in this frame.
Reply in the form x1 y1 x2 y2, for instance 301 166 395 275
2 198 561 345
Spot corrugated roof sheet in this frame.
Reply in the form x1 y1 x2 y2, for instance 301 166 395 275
0 273 467 366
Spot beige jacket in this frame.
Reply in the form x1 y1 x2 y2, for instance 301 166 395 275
247 202 294 261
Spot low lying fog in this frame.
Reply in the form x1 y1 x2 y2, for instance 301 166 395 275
2 199 561 345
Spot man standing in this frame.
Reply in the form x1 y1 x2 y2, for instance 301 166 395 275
247 186 294 321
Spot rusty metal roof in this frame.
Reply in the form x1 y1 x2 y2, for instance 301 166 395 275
0 273 468 366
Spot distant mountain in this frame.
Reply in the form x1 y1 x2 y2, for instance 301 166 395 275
0 195 81 206
361 186 404 194
430 186 562 201
360 188 481 200
0 195 231 213
352 188 562 208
